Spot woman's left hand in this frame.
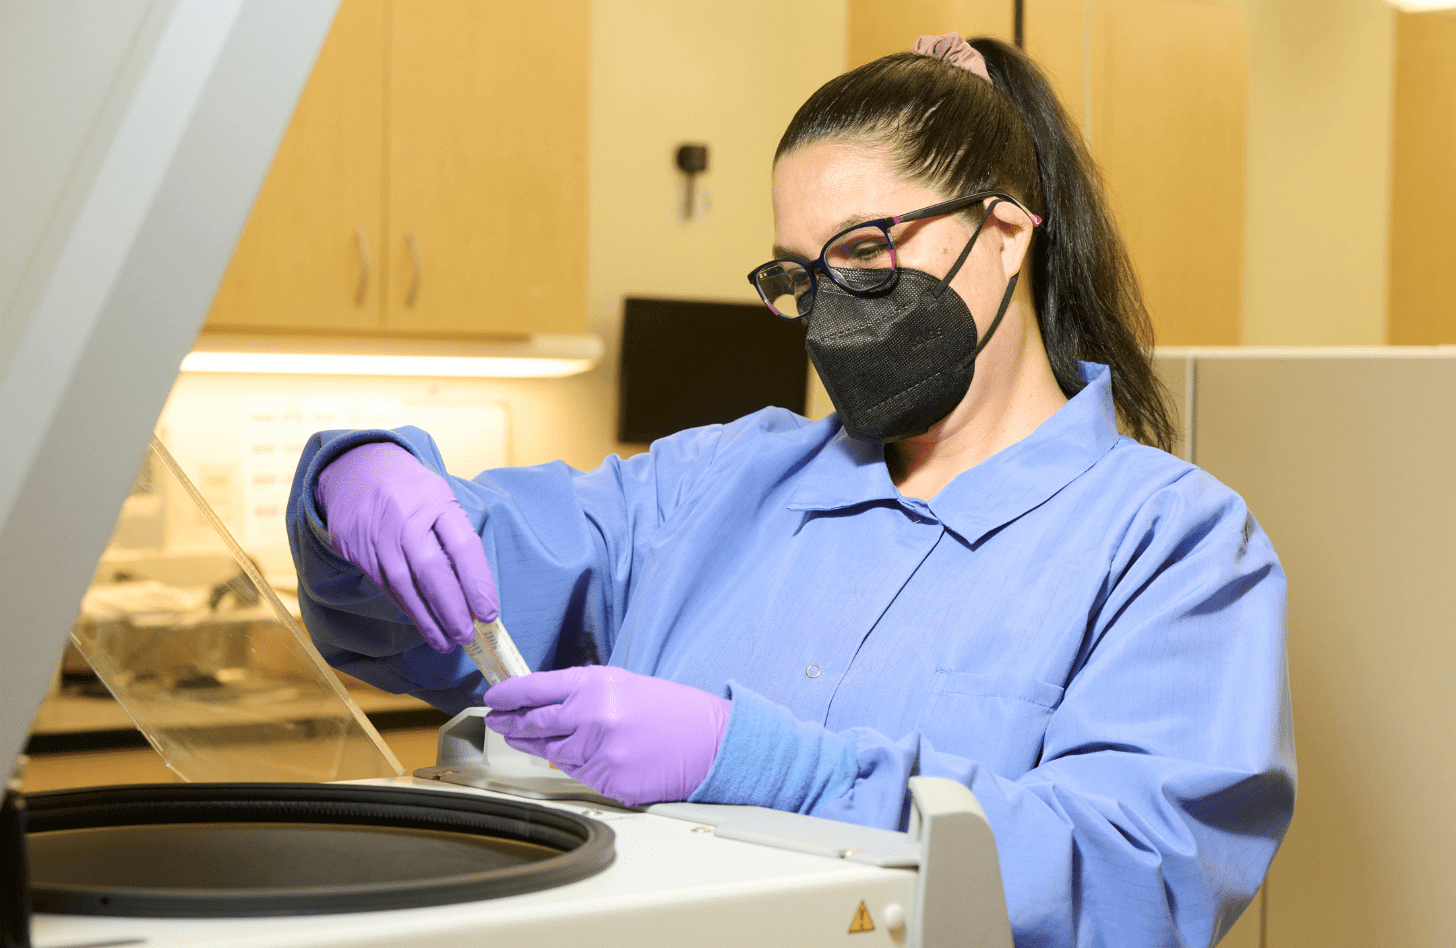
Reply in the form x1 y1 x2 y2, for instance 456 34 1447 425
481 666 730 806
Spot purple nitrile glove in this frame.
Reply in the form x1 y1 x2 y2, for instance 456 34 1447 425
482 666 731 806
315 440 498 653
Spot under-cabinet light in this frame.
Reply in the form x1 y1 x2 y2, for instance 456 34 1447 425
1387 0 1456 10
180 333 603 378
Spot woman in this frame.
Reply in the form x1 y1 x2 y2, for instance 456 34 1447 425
289 34 1293 947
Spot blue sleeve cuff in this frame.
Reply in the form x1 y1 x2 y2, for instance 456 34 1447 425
287 425 492 713
687 680 858 814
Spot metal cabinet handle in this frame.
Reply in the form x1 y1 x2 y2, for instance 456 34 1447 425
405 230 422 307
353 226 371 305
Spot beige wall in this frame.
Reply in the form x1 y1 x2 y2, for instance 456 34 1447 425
1032 0 1248 348
585 0 847 444
1224 0 1395 345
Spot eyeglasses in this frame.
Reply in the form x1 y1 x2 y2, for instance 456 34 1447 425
745 190 1041 321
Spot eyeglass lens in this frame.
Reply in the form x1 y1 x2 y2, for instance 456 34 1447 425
754 262 815 319
823 225 896 276
754 223 902 319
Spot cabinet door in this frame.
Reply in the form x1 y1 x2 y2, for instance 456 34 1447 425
1025 0 1245 347
1090 0 1245 347
1389 11 1456 344
386 0 589 336
205 0 385 333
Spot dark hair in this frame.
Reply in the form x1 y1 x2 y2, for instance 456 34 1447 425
776 38 1175 452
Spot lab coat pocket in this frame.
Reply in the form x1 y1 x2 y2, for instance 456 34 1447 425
917 670 1065 778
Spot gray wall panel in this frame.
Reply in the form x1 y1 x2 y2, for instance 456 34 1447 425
1151 352 1191 461
1194 355 1456 948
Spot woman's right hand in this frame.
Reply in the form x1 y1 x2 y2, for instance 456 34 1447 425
315 441 498 652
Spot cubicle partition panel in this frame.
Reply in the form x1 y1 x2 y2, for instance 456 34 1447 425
1154 349 1455 948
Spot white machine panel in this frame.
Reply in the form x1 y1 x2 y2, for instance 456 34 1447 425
32 779 916 948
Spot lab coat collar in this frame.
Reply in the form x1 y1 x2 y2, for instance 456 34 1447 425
787 362 1123 544
784 425 902 512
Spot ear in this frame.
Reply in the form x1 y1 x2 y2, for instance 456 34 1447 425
986 200 1036 279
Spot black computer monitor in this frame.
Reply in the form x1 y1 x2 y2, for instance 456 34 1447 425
618 297 808 443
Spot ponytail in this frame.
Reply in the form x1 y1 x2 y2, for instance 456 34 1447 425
974 39 1173 451
776 38 1175 452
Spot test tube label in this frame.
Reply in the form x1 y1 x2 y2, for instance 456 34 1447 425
464 617 530 686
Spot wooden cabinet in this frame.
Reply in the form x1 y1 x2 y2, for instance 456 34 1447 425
205 0 589 338
206 0 384 333
1389 11 1456 344
848 0 1246 347
1025 0 1247 347
386 2 588 335
1082 0 1246 348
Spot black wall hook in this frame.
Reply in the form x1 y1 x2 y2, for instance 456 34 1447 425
675 143 709 220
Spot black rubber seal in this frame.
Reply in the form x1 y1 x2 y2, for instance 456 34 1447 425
25 782 614 917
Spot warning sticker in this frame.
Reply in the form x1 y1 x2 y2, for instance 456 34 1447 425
848 901 875 934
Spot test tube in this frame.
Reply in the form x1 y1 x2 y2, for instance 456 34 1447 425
462 617 530 687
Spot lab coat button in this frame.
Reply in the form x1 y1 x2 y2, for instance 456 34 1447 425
806 664 822 678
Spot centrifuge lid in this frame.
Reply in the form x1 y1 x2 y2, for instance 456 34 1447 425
0 1 339 778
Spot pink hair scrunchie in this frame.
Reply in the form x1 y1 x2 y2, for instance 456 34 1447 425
913 32 992 84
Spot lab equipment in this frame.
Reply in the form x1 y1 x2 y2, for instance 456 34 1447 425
66 436 404 783
20 434 1014 945
26 764 1012 947
0 0 340 786
25 781 615 917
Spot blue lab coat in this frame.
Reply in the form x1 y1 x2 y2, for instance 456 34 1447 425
288 362 1295 948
